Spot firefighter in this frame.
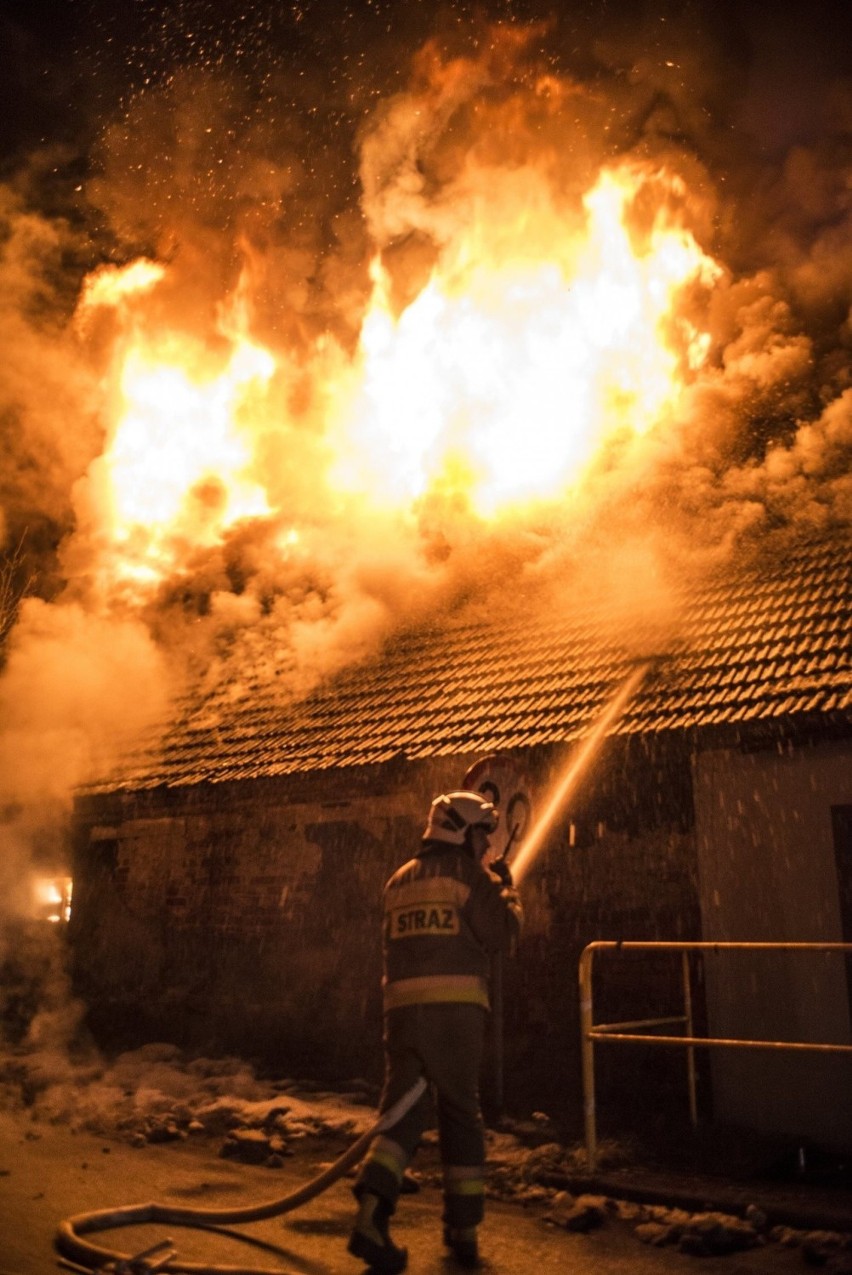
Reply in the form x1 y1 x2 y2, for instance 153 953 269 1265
348 790 523 1272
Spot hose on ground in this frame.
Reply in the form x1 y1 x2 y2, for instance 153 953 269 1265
55 1076 428 1275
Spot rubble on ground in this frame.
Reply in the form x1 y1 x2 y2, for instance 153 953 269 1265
1 1040 850 1267
544 1190 612 1231
632 1206 761 1255
541 1193 852 1266
0 1040 375 1154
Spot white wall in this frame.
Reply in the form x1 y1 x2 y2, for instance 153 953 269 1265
693 739 852 1151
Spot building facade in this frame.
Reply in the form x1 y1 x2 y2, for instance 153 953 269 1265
69 537 852 1148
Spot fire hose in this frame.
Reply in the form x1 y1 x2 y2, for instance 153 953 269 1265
55 1076 427 1275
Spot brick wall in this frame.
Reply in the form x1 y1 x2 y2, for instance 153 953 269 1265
71 771 424 1076
70 737 700 1124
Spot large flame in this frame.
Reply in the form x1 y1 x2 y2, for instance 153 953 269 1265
107 335 273 543
332 166 720 515
80 270 275 585
78 161 721 595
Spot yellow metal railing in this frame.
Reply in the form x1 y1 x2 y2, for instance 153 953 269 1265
579 940 852 1172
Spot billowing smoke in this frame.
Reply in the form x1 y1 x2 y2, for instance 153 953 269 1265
0 599 172 806
0 1 850 979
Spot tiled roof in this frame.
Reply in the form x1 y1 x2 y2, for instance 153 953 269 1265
91 534 851 793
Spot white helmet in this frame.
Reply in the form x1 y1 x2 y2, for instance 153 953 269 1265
423 791 499 846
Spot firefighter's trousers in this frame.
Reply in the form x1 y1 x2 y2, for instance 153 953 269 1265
355 1001 487 1229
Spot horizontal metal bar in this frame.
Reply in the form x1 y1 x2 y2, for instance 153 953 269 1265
578 937 852 1176
593 1016 687 1033
587 1031 852 1054
586 938 852 948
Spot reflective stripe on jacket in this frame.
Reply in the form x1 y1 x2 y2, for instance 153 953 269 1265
382 843 522 1013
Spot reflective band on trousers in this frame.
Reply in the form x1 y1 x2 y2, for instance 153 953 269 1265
366 1136 409 1183
383 973 489 1012
444 1165 484 1196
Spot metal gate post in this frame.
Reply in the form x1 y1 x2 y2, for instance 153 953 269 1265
579 945 598 1172
682 949 698 1127
577 940 852 1163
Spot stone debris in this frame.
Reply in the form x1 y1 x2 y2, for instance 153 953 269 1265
216 1124 298 1167
770 1224 852 1270
745 1202 769 1232
635 1220 673 1246
144 1117 186 1144
799 1230 850 1268
675 1212 761 1257
544 1191 610 1232
775 1226 806 1247
628 1206 852 1265
126 1114 187 1146
2 1041 850 1263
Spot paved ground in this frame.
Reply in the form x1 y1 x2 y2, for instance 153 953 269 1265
1 1112 846 1275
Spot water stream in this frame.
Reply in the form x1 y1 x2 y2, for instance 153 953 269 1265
510 659 655 885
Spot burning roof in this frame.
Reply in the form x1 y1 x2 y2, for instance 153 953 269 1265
1 10 851 821
85 533 850 793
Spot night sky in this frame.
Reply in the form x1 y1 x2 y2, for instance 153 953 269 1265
3 0 851 169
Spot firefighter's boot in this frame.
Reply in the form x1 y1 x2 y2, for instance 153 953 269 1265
348 1191 407 1273
443 1224 480 1268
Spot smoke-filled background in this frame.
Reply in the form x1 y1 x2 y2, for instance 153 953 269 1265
0 0 850 977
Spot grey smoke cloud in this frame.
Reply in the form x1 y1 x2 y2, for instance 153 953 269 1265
0 183 100 555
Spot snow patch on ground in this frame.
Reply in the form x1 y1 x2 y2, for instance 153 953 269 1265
0 1038 380 1145
2 1038 850 1269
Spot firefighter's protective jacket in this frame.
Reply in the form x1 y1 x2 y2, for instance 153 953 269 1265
381 842 523 1013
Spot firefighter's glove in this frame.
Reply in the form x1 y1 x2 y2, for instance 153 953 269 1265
491 858 513 888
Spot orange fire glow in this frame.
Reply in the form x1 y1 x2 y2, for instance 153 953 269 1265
32 876 73 924
79 161 721 595
107 335 273 537
332 166 720 515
